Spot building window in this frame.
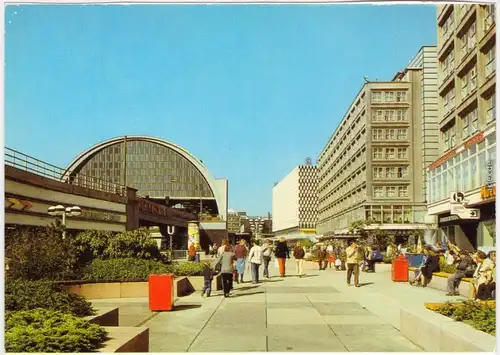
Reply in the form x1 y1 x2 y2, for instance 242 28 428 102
486 95 496 122
397 167 408 178
374 186 384 197
373 148 383 159
441 10 454 40
386 148 396 159
397 129 408 140
397 148 407 159
396 109 407 121
485 45 496 77
386 167 396 178
385 91 395 102
442 88 456 115
460 22 477 58
372 91 382 102
398 186 408 197
461 66 477 98
396 91 407 102
373 129 384 140
443 125 456 151
386 129 397 140
441 51 455 80
484 4 495 32
373 110 384 121
463 108 478 138
386 186 396 197
373 167 384 178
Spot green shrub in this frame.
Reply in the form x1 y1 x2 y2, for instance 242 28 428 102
71 230 114 265
83 258 174 282
5 279 94 317
436 300 496 336
5 308 107 353
439 260 457 274
5 225 78 281
173 261 211 276
106 229 165 261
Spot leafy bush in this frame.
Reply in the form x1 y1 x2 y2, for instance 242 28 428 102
106 228 165 261
173 261 211 276
5 279 94 317
83 258 174 282
436 300 496 336
71 229 114 265
439 260 457 274
5 225 78 281
5 308 107 353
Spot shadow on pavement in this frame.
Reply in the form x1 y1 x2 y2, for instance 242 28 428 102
235 285 260 292
358 282 375 287
172 304 202 311
261 278 284 283
300 274 319 278
229 291 265 298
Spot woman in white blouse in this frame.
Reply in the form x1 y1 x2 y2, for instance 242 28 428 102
248 240 264 284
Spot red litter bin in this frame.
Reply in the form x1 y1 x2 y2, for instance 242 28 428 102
391 254 409 282
148 274 174 311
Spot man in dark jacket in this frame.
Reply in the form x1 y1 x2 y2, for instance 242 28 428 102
446 251 473 296
275 238 290 277
316 246 327 270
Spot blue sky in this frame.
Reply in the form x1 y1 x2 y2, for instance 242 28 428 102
5 4 437 216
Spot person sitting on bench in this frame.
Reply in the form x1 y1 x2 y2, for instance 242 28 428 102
475 251 496 301
470 251 494 299
410 245 440 287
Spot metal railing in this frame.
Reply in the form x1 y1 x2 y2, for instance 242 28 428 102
5 147 128 196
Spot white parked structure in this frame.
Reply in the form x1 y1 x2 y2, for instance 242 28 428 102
272 165 317 241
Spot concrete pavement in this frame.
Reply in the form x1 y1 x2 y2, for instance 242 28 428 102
91 258 470 352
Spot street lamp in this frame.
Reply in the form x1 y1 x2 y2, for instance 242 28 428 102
249 217 264 240
48 205 82 239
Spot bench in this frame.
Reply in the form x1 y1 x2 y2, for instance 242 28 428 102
407 267 472 297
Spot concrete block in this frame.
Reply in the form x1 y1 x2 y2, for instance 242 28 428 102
176 277 195 297
120 282 148 298
65 282 121 299
86 307 119 326
400 305 496 352
99 326 149 353
400 308 443 352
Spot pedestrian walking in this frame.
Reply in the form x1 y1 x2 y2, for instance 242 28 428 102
188 243 196 262
293 242 306 277
317 245 327 270
262 240 273 278
216 244 236 298
274 238 290 277
345 240 360 287
201 263 218 297
234 239 248 283
248 240 263 284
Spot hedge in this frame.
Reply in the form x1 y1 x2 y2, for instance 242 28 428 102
435 300 496 336
5 279 94 317
82 258 211 282
83 258 174 282
5 308 108 353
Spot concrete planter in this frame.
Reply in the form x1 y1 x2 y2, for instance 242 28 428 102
61 275 222 299
400 306 496 352
99 327 149 353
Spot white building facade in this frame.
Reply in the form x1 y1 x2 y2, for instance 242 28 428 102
272 165 317 240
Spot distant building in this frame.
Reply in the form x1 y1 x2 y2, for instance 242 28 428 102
316 46 438 241
272 165 318 241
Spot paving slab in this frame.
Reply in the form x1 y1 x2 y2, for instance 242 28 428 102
188 334 267 352
267 324 347 352
267 307 325 325
266 293 309 303
323 314 387 325
312 302 372 316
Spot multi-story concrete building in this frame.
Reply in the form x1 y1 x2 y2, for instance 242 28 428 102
427 4 496 251
227 209 243 234
317 46 438 241
272 165 317 241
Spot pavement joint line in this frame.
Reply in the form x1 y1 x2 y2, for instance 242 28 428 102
135 310 161 327
185 292 225 352
304 292 349 352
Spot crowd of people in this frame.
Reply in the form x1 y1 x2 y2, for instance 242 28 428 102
200 237 496 302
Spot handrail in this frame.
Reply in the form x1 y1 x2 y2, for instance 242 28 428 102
5 147 128 196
